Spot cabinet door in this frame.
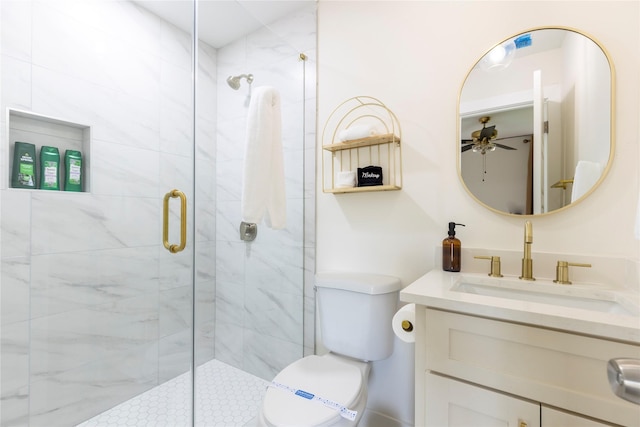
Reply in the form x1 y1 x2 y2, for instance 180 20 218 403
426 373 540 427
542 407 611 427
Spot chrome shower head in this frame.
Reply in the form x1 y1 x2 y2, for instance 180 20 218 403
226 75 241 90
226 73 253 90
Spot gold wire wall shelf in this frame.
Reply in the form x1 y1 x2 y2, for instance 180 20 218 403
322 96 402 194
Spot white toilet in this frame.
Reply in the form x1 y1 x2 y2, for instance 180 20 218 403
258 272 402 426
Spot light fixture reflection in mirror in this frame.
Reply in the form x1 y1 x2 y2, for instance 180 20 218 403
458 27 614 216
479 40 516 72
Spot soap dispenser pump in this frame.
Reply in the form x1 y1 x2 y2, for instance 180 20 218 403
443 222 465 272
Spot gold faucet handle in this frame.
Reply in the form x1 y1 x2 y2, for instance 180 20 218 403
553 261 591 285
474 256 504 277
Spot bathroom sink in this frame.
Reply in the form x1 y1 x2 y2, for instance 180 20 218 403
451 276 639 316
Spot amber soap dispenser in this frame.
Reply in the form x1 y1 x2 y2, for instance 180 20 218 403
442 222 465 272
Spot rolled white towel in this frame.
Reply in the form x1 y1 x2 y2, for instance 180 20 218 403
336 171 356 188
338 124 378 142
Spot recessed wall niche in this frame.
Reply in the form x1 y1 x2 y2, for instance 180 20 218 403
7 109 90 192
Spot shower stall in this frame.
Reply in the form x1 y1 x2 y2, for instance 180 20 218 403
0 1 316 425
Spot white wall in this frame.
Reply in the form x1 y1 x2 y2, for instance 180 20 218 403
316 1 640 288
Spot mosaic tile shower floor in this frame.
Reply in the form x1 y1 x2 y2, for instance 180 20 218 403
78 359 269 427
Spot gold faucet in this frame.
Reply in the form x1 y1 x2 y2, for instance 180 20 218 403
519 220 535 281
553 261 591 284
474 255 504 277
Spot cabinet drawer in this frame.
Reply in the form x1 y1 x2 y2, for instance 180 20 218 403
425 372 540 427
425 309 640 426
542 406 611 427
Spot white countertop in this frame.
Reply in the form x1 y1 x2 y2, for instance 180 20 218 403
400 269 640 344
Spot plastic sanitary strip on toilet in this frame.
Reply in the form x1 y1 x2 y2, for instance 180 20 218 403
268 381 358 421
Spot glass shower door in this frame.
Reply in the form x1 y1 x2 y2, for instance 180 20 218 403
0 1 197 425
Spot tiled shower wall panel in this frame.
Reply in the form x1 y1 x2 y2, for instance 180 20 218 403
0 1 216 425
214 5 317 381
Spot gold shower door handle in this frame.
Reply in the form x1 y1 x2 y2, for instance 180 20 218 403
163 189 187 253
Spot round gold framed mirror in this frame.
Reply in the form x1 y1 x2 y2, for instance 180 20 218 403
458 27 615 216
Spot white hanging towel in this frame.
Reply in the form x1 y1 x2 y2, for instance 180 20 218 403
241 86 286 229
570 160 602 203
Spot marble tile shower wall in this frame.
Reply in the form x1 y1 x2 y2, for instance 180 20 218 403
0 1 216 426
214 5 317 381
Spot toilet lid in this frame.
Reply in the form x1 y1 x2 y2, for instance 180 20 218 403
263 355 364 426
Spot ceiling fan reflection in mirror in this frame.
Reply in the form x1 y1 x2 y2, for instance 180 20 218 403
461 116 518 154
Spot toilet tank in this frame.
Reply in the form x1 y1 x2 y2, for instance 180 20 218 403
315 272 401 361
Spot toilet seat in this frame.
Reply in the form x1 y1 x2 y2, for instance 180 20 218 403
261 355 366 426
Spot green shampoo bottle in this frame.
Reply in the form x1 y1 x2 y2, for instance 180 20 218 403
39 146 61 190
11 141 37 189
64 150 83 192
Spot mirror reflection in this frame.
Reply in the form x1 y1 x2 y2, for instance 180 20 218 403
459 28 613 215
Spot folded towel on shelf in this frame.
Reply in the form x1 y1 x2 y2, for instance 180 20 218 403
336 171 356 188
570 160 602 203
338 124 379 142
241 86 286 229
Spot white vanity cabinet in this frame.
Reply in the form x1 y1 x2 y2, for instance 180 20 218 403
415 307 640 427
